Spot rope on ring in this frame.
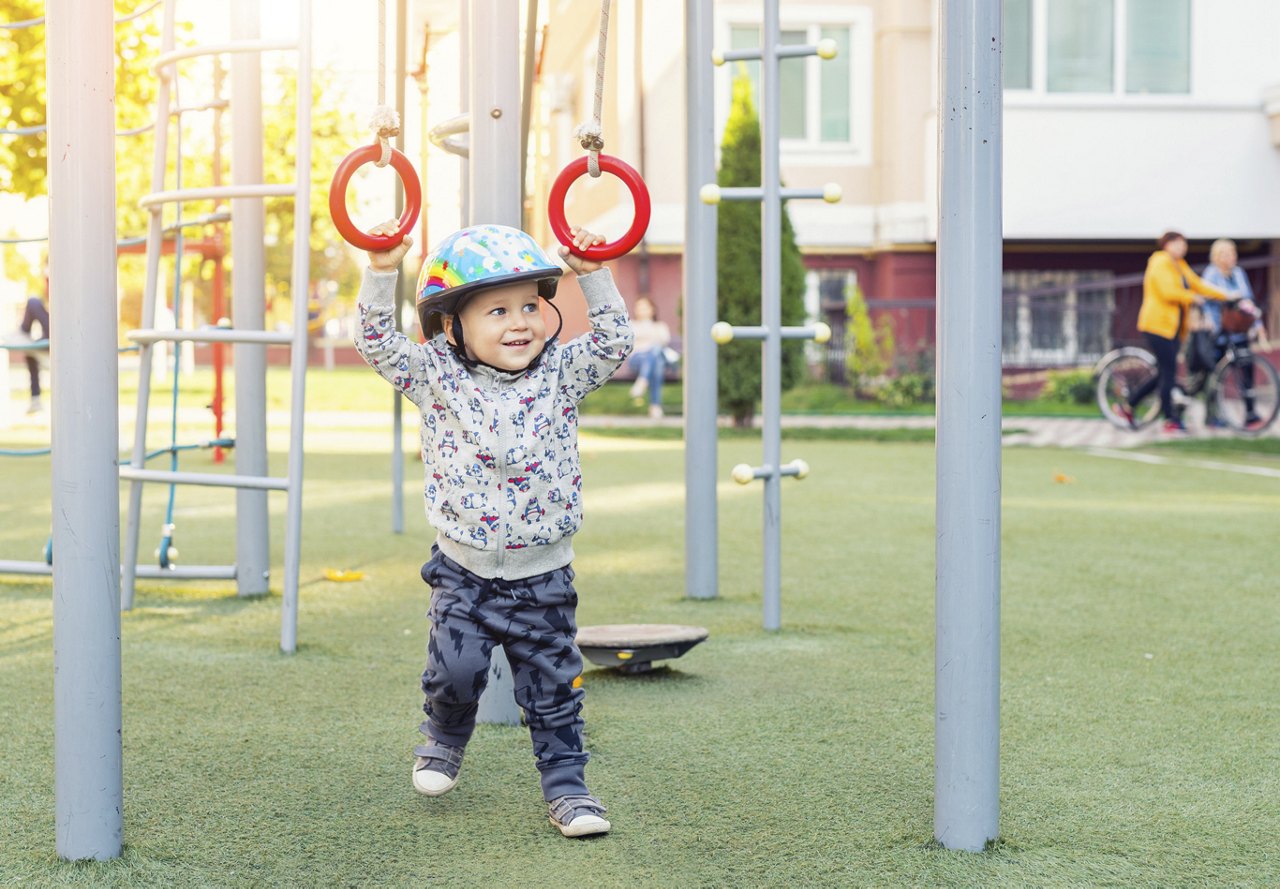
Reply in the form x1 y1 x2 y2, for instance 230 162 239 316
370 0 399 167
574 0 611 178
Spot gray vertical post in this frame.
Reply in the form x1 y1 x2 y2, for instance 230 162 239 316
760 0 783 630
231 0 270 596
459 0 470 226
935 0 1002 852
683 0 718 600
391 0 408 535
48 0 123 860
468 0 521 726
279 0 313 654
122 0 177 611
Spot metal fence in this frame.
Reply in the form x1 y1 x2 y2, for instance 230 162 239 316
814 254 1276 382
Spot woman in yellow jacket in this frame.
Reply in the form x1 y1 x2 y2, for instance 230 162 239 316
1119 231 1229 433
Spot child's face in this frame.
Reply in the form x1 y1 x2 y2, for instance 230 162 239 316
450 282 547 371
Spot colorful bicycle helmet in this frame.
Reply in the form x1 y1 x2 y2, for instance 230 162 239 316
415 224 562 340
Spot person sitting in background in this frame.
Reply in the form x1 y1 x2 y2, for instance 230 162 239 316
1116 231 1229 434
626 295 672 420
20 294 49 414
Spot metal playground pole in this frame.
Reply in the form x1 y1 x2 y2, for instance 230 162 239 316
48 0 124 860
934 0 1003 852
703 0 838 630
468 0 521 725
682 0 718 602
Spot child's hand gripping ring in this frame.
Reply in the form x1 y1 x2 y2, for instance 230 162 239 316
328 144 422 252
547 155 651 261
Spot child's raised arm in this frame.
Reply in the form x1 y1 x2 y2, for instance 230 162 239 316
554 227 634 402
354 221 449 405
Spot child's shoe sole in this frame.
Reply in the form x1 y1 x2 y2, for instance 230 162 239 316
551 813 611 838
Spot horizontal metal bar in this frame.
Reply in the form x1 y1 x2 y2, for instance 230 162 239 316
0 561 237 581
2 123 159 138
0 447 51 457
134 564 238 580
0 124 47 137
713 48 761 65
127 327 295 346
173 99 230 116
0 560 52 575
730 459 810 485
777 43 827 60
731 463 771 484
0 338 49 351
140 184 297 208
1 15 44 30
119 467 289 491
711 322 830 344
153 40 298 74
115 0 162 25
715 186 763 201
163 212 230 233
782 186 835 200
699 183 841 204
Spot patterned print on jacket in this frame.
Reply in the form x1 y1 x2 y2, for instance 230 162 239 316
355 267 633 580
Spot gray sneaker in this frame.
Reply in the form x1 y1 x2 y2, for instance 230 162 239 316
547 794 610 838
412 740 464 797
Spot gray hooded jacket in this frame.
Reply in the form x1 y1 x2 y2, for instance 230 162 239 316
355 266 633 579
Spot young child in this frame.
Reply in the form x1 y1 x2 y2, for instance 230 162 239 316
354 221 633 838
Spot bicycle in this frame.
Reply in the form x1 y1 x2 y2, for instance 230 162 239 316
1095 321 1280 435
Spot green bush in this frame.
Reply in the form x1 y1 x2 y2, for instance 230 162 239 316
845 285 895 396
1042 368 1095 405
877 372 934 409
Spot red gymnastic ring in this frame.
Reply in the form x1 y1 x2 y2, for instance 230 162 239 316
328 143 422 252
547 154 651 262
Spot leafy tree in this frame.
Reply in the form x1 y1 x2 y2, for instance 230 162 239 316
0 0 47 199
2 8 362 332
716 69 807 427
0 1 160 212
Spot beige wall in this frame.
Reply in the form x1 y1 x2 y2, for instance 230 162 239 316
530 0 937 253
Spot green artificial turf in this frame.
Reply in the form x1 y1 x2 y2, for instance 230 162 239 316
1 428 1278 886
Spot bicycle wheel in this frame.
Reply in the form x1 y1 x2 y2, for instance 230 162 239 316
1211 352 1280 434
1095 348 1162 430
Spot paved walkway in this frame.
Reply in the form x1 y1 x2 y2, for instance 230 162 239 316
5 401 1276 452
577 404 1279 449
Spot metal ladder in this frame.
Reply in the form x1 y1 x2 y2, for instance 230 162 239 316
120 0 313 652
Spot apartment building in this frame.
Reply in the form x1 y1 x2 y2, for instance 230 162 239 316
426 1 1280 371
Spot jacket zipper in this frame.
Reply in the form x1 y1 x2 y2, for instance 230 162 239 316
493 379 509 579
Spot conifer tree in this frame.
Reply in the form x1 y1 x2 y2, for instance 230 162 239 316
716 70 808 426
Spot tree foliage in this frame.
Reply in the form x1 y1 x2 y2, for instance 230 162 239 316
1 6 362 328
715 70 807 427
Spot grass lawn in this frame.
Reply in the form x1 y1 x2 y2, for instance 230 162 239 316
2 409 1278 884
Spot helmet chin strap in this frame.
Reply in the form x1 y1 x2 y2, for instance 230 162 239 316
447 299 564 375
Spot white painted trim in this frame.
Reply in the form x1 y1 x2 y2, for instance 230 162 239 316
712 5 873 167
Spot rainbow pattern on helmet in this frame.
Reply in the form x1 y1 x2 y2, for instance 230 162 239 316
416 224 561 307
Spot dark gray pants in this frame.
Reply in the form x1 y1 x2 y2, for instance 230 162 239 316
419 548 589 801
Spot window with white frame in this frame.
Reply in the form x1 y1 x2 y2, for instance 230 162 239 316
717 9 871 161
1003 0 1191 96
1002 270 1114 365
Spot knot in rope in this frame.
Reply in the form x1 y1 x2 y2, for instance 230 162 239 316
369 105 400 167
575 122 604 177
